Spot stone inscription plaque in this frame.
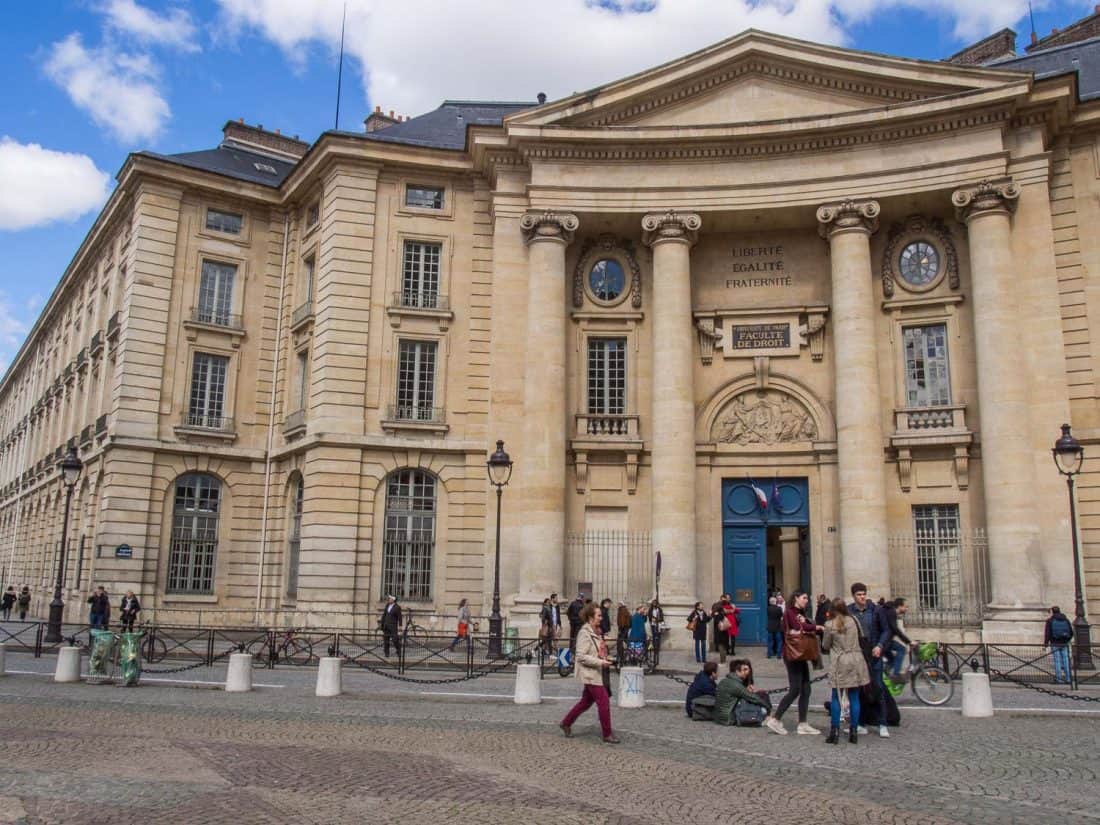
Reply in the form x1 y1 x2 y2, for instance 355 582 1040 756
729 323 790 351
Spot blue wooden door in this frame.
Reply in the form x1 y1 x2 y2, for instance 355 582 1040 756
722 527 766 643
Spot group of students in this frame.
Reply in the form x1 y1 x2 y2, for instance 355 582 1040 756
0 584 141 630
0 586 32 620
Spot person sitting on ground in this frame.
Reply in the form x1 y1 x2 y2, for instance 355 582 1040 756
714 658 774 726
685 661 719 718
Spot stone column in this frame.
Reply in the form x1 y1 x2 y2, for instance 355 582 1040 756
516 211 578 599
642 211 701 604
952 180 1044 619
816 200 890 595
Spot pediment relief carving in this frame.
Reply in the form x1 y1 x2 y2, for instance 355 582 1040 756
712 390 818 445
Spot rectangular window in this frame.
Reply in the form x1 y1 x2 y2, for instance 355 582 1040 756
912 504 961 610
382 470 435 601
903 324 950 406
296 351 309 409
205 209 243 235
197 261 236 326
188 353 229 429
302 256 315 302
587 338 627 414
168 475 220 594
401 241 441 308
396 340 437 420
305 201 320 229
405 185 444 210
286 481 303 598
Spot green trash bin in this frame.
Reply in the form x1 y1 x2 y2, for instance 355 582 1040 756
88 629 117 684
502 626 518 657
118 631 144 686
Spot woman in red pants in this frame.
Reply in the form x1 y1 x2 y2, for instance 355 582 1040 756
559 602 619 744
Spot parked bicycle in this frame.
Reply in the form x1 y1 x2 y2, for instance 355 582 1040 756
884 641 954 706
249 628 314 667
139 623 166 663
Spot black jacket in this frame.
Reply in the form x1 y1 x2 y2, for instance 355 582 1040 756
685 670 717 717
380 602 402 631
1 591 15 609
881 604 911 646
689 608 710 641
848 600 889 651
119 596 141 617
1045 612 1074 646
766 603 784 633
566 598 584 626
814 600 831 627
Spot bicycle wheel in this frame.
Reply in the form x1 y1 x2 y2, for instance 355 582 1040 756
911 665 953 706
142 636 167 664
247 639 272 667
285 639 314 666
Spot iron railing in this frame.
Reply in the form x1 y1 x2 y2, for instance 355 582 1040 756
180 412 235 433
291 301 314 328
391 290 449 311
385 405 445 424
575 413 640 438
565 529 654 607
189 307 244 330
889 528 989 627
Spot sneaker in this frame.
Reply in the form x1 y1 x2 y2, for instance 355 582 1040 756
878 725 890 738
602 735 621 745
559 722 573 738
856 725 868 735
765 717 788 736
796 722 821 735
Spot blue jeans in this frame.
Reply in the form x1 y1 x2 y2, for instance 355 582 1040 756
1052 645 1070 684
830 687 862 729
885 640 907 678
767 631 783 658
693 638 707 663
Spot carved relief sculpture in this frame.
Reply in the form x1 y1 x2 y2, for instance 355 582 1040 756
712 390 818 445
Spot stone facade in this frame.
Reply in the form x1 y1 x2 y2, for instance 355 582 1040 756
1 31 1098 642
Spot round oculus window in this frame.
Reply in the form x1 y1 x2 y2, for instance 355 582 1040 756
898 241 940 287
588 258 626 302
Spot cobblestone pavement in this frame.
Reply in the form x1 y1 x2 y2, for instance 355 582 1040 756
0 672 1098 824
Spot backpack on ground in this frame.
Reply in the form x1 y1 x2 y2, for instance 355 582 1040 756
690 694 716 721
1051 615 1073 643
732 699 768 727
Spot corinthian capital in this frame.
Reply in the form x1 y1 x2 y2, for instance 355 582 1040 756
520 210 579 245
951 179 1020 223
816 199 880 239
641 211 701 247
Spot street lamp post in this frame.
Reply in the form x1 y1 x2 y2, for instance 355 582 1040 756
45 448 83 644
1052 423 1093 670
486 439 513 659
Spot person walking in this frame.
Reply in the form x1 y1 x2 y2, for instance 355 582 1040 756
17 586 30 621
1 586 15 621
118 591 141 632
447 598 471 652
848 582 891 738
379 595 402 657
615 602 631 662
767 590 824 736
766 596 783 659
1045 605 1074 684
559 602 619 744
647 598 664 657
822 598 870 744
688 602 710 664
566 593 585 652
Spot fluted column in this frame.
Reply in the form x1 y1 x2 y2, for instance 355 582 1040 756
952 180 1043 613
643 211 701 603
516 211 578 598
817 200 890 595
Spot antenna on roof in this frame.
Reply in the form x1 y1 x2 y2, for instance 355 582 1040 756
1029 1 1038 46
334 1 347 130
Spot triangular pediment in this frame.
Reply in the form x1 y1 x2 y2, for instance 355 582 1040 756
507 30 1032 131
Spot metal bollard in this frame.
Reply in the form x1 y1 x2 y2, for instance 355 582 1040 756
514 663 542 704
54 646 82 683
961 671 994 718
617 666 645 708
315 657 342 697
225 652 253 692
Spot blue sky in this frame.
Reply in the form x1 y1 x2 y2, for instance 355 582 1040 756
0 0 1094 374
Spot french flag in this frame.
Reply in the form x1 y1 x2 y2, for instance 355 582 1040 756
750 479 768 511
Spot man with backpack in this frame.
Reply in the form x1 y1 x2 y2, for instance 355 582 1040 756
566 593 585 652
1045 606 1074 684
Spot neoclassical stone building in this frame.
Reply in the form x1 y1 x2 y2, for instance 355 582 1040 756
3 27 1099 642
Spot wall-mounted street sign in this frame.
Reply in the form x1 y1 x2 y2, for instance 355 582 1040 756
115 544 133 559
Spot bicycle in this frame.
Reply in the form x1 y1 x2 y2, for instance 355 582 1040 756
249 628 314 666
884 641 953 706
138 623 166 663
619 637 659 675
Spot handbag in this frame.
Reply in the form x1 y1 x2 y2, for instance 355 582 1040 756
687 619 698 632
782 614 820 663
457 622 468 637
717 617 731 632
733 699 768 727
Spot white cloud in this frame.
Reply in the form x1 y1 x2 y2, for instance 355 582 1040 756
214 0 1068 120
0 137 110 231
44 33 171 143
100 0 200 52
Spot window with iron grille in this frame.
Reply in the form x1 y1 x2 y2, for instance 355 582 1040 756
401 241 441 308
197 261 236 326
205 209 243 235
286 476 303 598
903 324 950 406
405 185 444 210
587 338 626 414
168 474 220 594
188 353 228 428
382 469 435 600
912 504 960 610
396 340 436 419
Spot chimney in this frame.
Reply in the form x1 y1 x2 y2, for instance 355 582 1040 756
1031 30 1038 45
221 120 309 160
537 92 547 104
364 107 401 133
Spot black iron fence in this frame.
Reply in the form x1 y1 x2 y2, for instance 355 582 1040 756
941 642 1100 690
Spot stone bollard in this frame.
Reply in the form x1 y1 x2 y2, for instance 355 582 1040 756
961 671 994 718
315 657 343 697
617 666 645 708
54 646 82 683
225 652 253 692
514 663 542 704
0 642 5 676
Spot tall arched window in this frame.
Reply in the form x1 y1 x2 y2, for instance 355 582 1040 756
286 476 303 598
382 469 436 600
168 473 221 594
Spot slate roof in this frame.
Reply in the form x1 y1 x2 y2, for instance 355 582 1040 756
359 100 536 150
989 36 1100 101
136 142 297 187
